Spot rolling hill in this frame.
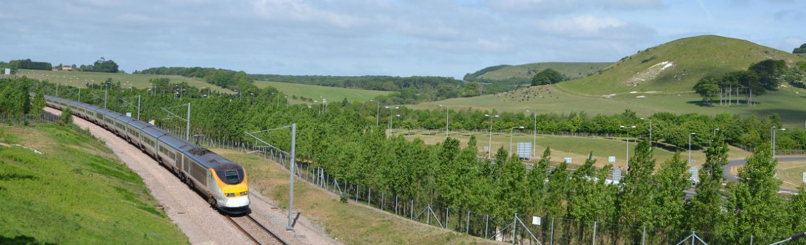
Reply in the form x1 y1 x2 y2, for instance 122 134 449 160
17 69 233 93
470 62 612 82
556 35 805 95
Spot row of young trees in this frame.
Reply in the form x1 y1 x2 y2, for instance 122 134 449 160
0 59 53 71
16 77 806 243
694 59 804 104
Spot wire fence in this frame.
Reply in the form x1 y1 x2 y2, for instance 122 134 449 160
174 130 794 245
0 112 61 125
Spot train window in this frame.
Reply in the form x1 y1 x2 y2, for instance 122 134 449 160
224 171 239 183
215 165 245 185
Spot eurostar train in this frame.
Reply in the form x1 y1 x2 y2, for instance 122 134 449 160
42 94 250 214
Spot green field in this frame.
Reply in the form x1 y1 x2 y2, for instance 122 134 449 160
0 124 187 244
17 69 232 93
477 62 611 81
254 80 391 103
415 84 806 128
556 35 805 95
215 148 496 245
395 129 753 169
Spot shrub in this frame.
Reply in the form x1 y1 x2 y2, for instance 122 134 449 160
61 108 73 125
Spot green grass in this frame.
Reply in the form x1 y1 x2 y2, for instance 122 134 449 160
17 69 232 93
477 62 612 81
254 80 391 103
0 124 187 245
556 35 805 95
415 84 806 128
215 148 496 245
395 129 753 169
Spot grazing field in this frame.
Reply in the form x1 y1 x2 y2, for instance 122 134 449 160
0 124 187 244
254 80 391 102
395 129 754 169
476 62 612 81
215 148 496 245
18 69 232 93
415 84 806 128
555 35 805 95
777 160 806 189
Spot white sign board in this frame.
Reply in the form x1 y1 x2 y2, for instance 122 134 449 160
483 146 490 152
608 156 616 163
532 216 541 225
564 157 572 163
517 142 532 159
126 112 131 117
3 68 9 75
612 169 622 182
690 167 699 183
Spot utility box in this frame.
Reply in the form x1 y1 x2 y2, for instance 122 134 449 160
612 169 622 183
690 167 699 185
608 156 616 163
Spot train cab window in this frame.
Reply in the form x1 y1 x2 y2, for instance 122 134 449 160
215 165 245 185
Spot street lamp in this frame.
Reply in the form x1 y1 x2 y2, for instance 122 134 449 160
528 110 537 158
485 114 499 158
772 126 786 158
391 114 401 136
510 126 524 157
439 105 449 137
689 133 696 164
370 100 380 127
620 125 636 171
641 117 652 150
385 106 398 137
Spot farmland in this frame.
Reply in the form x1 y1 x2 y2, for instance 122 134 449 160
254 80 391 103
17 69 232 93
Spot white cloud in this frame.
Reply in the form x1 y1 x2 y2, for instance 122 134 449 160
536 15 655 40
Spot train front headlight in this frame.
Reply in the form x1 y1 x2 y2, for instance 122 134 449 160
226 193 235 197
240 191 248 196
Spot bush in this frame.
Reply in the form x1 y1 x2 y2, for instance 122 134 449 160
61 108 73 125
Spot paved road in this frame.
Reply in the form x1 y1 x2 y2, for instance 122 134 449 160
722 156 806 194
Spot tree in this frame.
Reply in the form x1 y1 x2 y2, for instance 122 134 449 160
687 134 729 234
461 82 480 97
786 186 806 236
61 107 73 125
794 43 806 54
724 144 787 243
617 139 656 242
693 76 721 104
531 68 564 86
653 152 689 234
749 59 787 90
31 89 45 115
525 147 551 215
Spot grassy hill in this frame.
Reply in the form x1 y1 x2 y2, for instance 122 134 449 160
0 124 187 244
556 35 805 95
475 62 612 81
18 69 232 93
254 81 391 103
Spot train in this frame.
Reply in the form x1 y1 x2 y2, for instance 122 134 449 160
41 94 250 214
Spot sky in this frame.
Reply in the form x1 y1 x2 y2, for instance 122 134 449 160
1 0 804 78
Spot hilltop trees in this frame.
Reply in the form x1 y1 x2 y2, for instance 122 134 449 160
531 68 564 86
694 59 789 105
794 43 806 54
80 57 119 73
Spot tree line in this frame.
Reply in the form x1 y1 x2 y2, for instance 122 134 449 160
27 78 806 244
0 59 53 71
694 59 805 104
79 57 120 73
135 66 255 90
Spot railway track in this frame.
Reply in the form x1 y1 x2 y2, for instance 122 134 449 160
226 215 289 245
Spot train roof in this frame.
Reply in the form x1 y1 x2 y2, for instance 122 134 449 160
126 119 151 130
141 124 169 138
184 146 240 170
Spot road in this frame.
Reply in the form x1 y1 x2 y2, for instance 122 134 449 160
722 156 806 194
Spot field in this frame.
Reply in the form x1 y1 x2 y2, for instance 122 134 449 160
254 80 391 103
215 148 496 245
776 160 806 189
395 129 754 169
556 35 805 95
477 62 612 81
0 124 187 244
415 84 806 128
17 69 232 93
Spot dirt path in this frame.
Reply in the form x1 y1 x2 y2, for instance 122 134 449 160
46 107 337 245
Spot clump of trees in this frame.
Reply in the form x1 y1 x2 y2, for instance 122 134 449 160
0 78 33 116
694 59 789 105
80 57 119 73
531 68 565 86
0 59 52 71
794 43 806 54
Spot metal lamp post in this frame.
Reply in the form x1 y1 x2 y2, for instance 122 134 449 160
688 133 696 164
772 126 786 158
385 106 398 137
620 125 636 171
371 100 380 127
509 126 524 157
485 114 499 158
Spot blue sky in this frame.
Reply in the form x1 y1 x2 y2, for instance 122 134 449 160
1 0 803 78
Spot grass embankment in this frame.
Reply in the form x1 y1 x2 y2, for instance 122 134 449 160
395 129 753 169
0 124 187 244
254 81 391 103
477 62 611 81
556 35 805 95
17 69 231 93
214 149 495 245
415 84 806 128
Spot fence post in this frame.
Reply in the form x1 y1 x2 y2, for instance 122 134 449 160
550 217 554 245
485 214 489 239
750 235 753 245
466 211 470 234
512 213 517 244
395 196 398 215
427 205 431 225
446 207 449 230
381 192 384 210
642 226 646 245
410 200 413 220
592 221 597 245
368 188 372 206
